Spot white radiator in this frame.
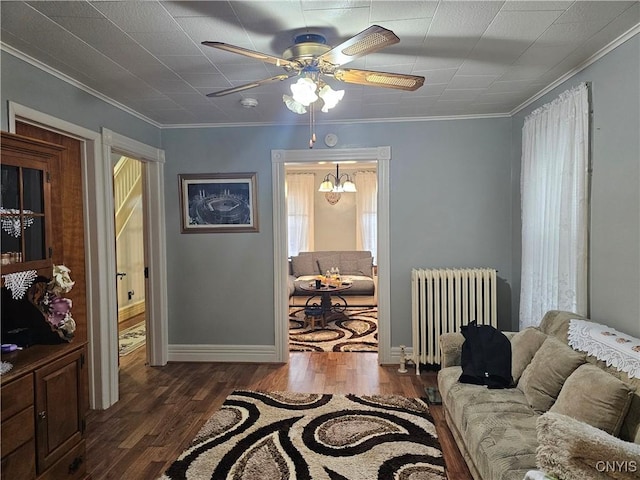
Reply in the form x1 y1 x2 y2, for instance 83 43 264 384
411 268 497 373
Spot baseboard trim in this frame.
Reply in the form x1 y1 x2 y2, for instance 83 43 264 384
118 301 145 323
168 344 279 363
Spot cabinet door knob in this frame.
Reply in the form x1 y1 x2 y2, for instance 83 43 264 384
38 410 47 420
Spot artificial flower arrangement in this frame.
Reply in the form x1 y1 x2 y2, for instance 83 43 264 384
29 264 76 342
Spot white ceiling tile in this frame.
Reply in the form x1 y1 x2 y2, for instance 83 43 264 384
1 0 635 125
176 16 253 47
215 62 272 81
91 1 182 33
500 1 573 12
183 73 234 89
127 31 203 56
448 75 499 89
370 1 438 22
161 1 237 18
28 1 105 18
554 1 636 24
158 55 219 75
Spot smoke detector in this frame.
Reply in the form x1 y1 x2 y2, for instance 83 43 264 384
240 97 258 108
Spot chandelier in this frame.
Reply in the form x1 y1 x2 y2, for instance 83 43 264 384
318 164 356 193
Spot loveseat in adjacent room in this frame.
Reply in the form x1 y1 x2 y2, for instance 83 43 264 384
288 251 376 298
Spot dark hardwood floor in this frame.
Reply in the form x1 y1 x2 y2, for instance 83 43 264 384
86 349 472 479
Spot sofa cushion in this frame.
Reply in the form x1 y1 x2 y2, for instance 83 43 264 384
341 256 373 276
511 328 548 383
317 254 341 275
517 337 586 413
550 363 636 436
291 254 317 276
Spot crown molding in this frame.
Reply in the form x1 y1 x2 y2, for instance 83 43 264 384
511 24 640 116
1 42 162 129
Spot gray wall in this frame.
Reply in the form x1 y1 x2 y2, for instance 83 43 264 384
511 35 640 337
162 118 514 347
0 51 160 147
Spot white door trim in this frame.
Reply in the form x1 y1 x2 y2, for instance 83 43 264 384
271 147 392 364
102 129 168 376
7 102 167 409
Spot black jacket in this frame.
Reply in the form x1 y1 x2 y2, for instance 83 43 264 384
458 321 514 389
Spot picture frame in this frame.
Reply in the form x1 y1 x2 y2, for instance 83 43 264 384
178 172 259 233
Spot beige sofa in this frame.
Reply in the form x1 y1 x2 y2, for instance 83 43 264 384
437 310 640 480
288 251 375 297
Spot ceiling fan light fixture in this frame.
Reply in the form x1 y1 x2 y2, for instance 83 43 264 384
318 84 344 112
290 77 318 106
283 94 307 114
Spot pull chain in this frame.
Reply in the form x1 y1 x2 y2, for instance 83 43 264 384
309 101 316 148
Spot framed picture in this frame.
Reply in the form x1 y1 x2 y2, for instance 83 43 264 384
178 172 258 233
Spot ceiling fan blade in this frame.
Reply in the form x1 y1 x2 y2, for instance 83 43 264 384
333 68 424 92
202 41 299 70
206 74 293 97
318 25 400 67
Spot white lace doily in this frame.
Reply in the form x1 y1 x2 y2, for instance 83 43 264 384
0 361 13 375
2 269 38 300
0 207 35 237
568 319 640 379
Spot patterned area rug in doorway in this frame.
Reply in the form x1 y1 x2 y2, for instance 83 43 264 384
289 307 378 352
160 390 446 480
119 322 145 356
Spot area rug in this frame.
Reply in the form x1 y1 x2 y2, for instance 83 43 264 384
160 390 446 480
118 322 145 356
289 307 378 352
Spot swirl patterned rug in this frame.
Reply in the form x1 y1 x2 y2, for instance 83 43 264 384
160 390 446 480
289 307 378 352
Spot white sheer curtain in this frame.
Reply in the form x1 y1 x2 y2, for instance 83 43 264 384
519 83 590 329
286 173 315 256
355 171 377 264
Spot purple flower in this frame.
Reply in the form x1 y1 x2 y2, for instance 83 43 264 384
47 297 72 327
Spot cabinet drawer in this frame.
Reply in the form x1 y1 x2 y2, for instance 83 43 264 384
0 437 36 480
1 406 35 455
1 374 34 420
38 439 86 480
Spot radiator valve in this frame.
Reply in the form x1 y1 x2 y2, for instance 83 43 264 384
398 345 408 373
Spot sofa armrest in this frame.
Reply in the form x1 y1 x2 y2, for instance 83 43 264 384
439 332 465 367
537 412 640 480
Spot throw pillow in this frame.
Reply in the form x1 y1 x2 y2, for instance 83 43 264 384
317 255 341 275
517 336 586 413
550 363 636 436
356 256 373 276
291 254 316 277
511 327 548 383
340 256 373 276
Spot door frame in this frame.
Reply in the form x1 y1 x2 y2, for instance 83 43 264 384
8 102 167 409
271 147 392 363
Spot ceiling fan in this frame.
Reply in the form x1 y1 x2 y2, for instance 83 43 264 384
202 25 425 100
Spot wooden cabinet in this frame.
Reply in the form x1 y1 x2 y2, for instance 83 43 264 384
1 132 64 277
1 131 88 479
1 344 88 480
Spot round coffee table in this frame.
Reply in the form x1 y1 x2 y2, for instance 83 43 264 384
298 282 353 325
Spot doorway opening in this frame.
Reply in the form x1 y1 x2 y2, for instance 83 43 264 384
271 146 392 365
285 161 378 353
113 155 147 362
